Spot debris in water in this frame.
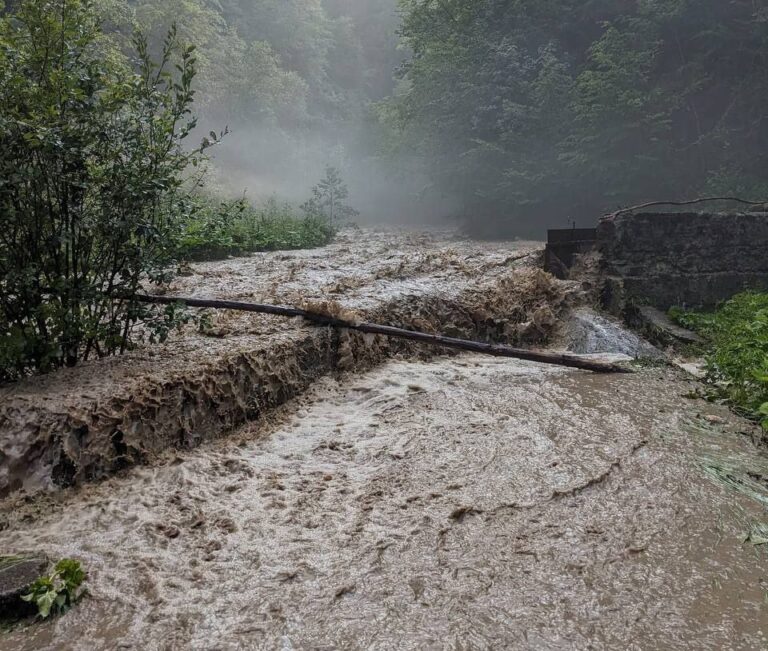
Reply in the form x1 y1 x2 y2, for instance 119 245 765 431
449 505 484 522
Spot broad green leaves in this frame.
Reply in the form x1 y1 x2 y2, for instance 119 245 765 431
21 559 87 619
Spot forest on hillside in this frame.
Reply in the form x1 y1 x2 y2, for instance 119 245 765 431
387 0 768 234
105 0 768 233
3 0 766 230
88 0 405 208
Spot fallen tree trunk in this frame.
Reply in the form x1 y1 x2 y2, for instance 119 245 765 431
136 294 631 374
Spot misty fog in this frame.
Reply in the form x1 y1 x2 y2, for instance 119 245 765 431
203 1 767 237
2 0 767 236
188 0 447 226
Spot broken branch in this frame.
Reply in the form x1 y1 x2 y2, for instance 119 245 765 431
606 196 767 219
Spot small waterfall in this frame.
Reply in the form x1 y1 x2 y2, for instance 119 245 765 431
562 307 663 358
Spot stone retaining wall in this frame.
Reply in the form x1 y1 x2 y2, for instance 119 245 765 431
598 211 768 311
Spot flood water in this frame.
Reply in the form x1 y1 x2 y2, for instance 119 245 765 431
0 229 547 497
2 355 768 650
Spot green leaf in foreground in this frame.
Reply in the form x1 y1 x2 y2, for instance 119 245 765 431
21 559 86 619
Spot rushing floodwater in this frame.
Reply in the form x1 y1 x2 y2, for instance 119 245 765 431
2 355 768 650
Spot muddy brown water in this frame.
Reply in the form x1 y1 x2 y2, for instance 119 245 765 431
2 355 768 650
1 229 552 495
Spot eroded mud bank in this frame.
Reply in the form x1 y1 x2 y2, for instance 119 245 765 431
0 230 556 496
1 357 767 650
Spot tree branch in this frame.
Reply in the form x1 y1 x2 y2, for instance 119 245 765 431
606 197 767 219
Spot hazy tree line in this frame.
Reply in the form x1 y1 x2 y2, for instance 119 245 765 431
81 0 401 130
387 0 768 235
76 0 403 200
2 0 766 230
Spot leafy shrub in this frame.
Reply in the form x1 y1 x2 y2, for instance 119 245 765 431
0 1 211 381
21 559 86 619
175 195 337 261
671 292 768 429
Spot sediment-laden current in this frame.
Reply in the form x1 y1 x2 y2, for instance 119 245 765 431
2 355 767 650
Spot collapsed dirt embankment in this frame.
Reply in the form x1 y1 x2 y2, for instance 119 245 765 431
0 230 564 496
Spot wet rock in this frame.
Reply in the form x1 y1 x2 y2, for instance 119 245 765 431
636 306 703 345
0 555 47 617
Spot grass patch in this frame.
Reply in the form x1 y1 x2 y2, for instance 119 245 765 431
670 292 768 431
700 456 768 508
175 195 337 262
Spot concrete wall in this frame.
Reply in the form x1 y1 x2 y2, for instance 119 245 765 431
598 211 768 311
544 228 597 279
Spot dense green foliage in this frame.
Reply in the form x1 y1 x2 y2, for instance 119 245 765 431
86 0 401 145
55 0 404 213
672 293 768 430
0 0 212 380
21 559 86 619
388 0 768 235
176 195 336 261
0 0 363 381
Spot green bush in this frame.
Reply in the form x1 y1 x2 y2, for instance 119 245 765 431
175 195 337 261
671 292 768 429
0 0 211 381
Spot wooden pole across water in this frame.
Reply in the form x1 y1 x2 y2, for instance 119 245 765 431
136 294 632 374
